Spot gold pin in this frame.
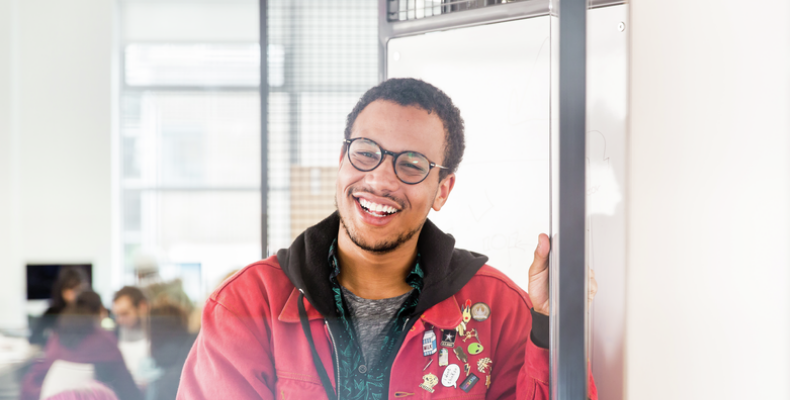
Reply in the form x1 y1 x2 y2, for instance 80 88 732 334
456 321 467 336
477 357 492 373
419 373 439 393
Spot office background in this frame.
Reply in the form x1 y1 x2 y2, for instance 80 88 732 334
0 0 788 399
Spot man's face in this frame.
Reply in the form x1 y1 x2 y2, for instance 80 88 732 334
336 100 455 253
112 296 144 330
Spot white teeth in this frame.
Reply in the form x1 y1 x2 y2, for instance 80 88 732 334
358 198 398 214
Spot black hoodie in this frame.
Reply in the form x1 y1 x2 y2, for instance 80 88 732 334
276 211 490 321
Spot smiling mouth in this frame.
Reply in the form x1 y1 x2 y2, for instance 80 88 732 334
354 197 401 218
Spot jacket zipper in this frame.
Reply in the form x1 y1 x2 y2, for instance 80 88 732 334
324 319 341 400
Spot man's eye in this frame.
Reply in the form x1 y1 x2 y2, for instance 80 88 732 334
398 161 427 174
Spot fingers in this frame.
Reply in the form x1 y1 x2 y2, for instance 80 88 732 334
528 233 551 276
534 233 550 259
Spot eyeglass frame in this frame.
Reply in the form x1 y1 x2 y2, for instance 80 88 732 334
342 137 449 185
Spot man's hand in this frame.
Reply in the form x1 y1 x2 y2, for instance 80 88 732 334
527 233 598 316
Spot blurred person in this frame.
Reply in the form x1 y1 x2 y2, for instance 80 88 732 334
178 79 598 399
112 287 153 387
30 267 89 346
112 287 148 342
146 301 195 400
21 291 143 400
133 253 194 318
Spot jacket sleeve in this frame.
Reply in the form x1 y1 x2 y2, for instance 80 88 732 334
516 313 598 400
176 297 276 400
484 289 597 400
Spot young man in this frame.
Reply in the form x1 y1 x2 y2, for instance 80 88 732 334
112 286 152 387
113 286 149 342
177 78 597 399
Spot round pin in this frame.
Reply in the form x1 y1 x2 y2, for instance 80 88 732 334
471 302 491 322
468 342 484 355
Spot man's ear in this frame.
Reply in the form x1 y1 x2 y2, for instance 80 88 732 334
432 173 456 212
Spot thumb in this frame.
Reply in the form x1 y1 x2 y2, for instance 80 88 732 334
529 233 550 274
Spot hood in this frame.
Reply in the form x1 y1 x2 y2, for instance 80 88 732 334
276 211 488 319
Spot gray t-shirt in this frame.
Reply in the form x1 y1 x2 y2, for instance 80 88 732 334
340 286 413 368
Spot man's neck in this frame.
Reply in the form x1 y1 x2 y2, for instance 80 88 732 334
336 228 420 300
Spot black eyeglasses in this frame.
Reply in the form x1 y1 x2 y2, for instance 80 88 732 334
343 137 448 185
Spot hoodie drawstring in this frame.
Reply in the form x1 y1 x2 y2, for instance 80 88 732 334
298 291 338 400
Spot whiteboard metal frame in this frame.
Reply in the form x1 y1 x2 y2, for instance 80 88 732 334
555 0 588 398
378 0 623 80
377 1 622 398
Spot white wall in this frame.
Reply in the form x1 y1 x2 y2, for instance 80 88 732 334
0 0 115 329
122 0 258 42
627 1 790 399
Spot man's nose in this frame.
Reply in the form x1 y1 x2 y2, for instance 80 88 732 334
365 156 400 192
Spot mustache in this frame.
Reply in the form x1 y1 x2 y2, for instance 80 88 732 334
346 185 408 210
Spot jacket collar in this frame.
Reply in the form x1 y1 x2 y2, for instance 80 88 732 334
277 212 488 320
420 295 463 330
278 288 463 328
279 288 324 322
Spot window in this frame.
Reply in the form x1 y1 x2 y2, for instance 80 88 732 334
118 0 260 300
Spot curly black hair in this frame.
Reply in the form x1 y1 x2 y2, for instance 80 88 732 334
344 78 465 181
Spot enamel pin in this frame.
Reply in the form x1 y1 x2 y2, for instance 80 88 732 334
462 299 472 324
477 357 492 373
456 321 467 336
471 302 491 322
419 373 439 393
440 329 457 348
468 342 484 355
441 364 461 388
439 348 449 367
453 346 468 363
460 373 480 393
462 328 484 355
461 329 477 342
423 330 438 356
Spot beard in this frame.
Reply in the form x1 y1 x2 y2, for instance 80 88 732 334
336 187 423 254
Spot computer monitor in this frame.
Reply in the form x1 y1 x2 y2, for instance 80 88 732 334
26 263 93 300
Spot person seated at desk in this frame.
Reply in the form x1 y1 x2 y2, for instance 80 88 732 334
112 286 154 388
21 291 142 400
29 268 88 346
112 287 149 343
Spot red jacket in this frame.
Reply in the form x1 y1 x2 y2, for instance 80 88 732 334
178 214 597 399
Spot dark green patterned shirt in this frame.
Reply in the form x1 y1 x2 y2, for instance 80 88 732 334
327 240 424 400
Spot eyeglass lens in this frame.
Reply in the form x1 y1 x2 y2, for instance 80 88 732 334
348 138 431 184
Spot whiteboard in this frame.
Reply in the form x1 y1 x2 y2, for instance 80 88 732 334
388 17 552 289
388 9 628 400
